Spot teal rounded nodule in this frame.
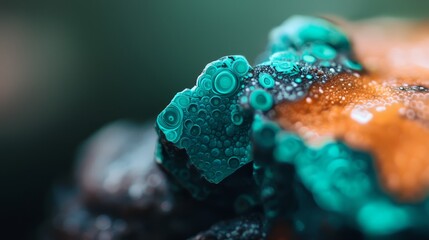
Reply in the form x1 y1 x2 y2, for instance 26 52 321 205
357 200 410 235
213 71 238 95
310 43 337 60
156 55 253 186
230 110 244 126
175 95 191 108
343 58 363 71
165 130 179 143
157 103 183 130
273 61 300 75
189 125 201 136
232 56 250 76
210 96 221 106
152 15 409 236
250 89 274 111
258 73 275 89
298 22 349 48
302 54 316 63
197 75 213 91
270 15 351 52
228 157 240 168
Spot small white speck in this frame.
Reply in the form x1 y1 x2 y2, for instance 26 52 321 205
375 106 386 112
351 108 373 124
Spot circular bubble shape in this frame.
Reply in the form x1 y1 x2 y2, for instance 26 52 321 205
225 148 233 157
232 57 249 76
195 87 206 96
205 65 217 76
250 89 274 111
210 96 221 106
202 135 210 144
157 103 183 130
311 43 337 60
214 171 223 179
211 148 220 157
179 137 191 148
325 143 342 158
231 111 244 126
175 94 190 108
190 125 201 136
213 71 238 95
228 157 240 168
240 96 248 104
195 118 205 127
294 78 302 83
187 103 198 113
273 61 300 75
302 54 316 63
184 119 193 129
198 76 213 91
165 130 180 143
212 159 222 167
198 109 207 119
258 73 275 89
202 96 210 103
211 109 221 118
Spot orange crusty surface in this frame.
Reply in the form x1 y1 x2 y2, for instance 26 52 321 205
275 18 429 201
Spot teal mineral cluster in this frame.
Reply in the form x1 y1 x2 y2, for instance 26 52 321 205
156 56 254 186
251 116 423 237
155 15 429 238
267 15 351 59
156 16 361 197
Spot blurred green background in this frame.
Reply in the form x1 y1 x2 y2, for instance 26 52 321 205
0 0 428 239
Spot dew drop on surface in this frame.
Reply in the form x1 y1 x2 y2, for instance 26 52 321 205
350 108 373 124
376 106 386 112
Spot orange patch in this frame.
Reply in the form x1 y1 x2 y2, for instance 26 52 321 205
275 20 429 201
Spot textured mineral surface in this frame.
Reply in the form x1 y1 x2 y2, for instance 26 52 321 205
47 16 429 239
156 16 429 238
